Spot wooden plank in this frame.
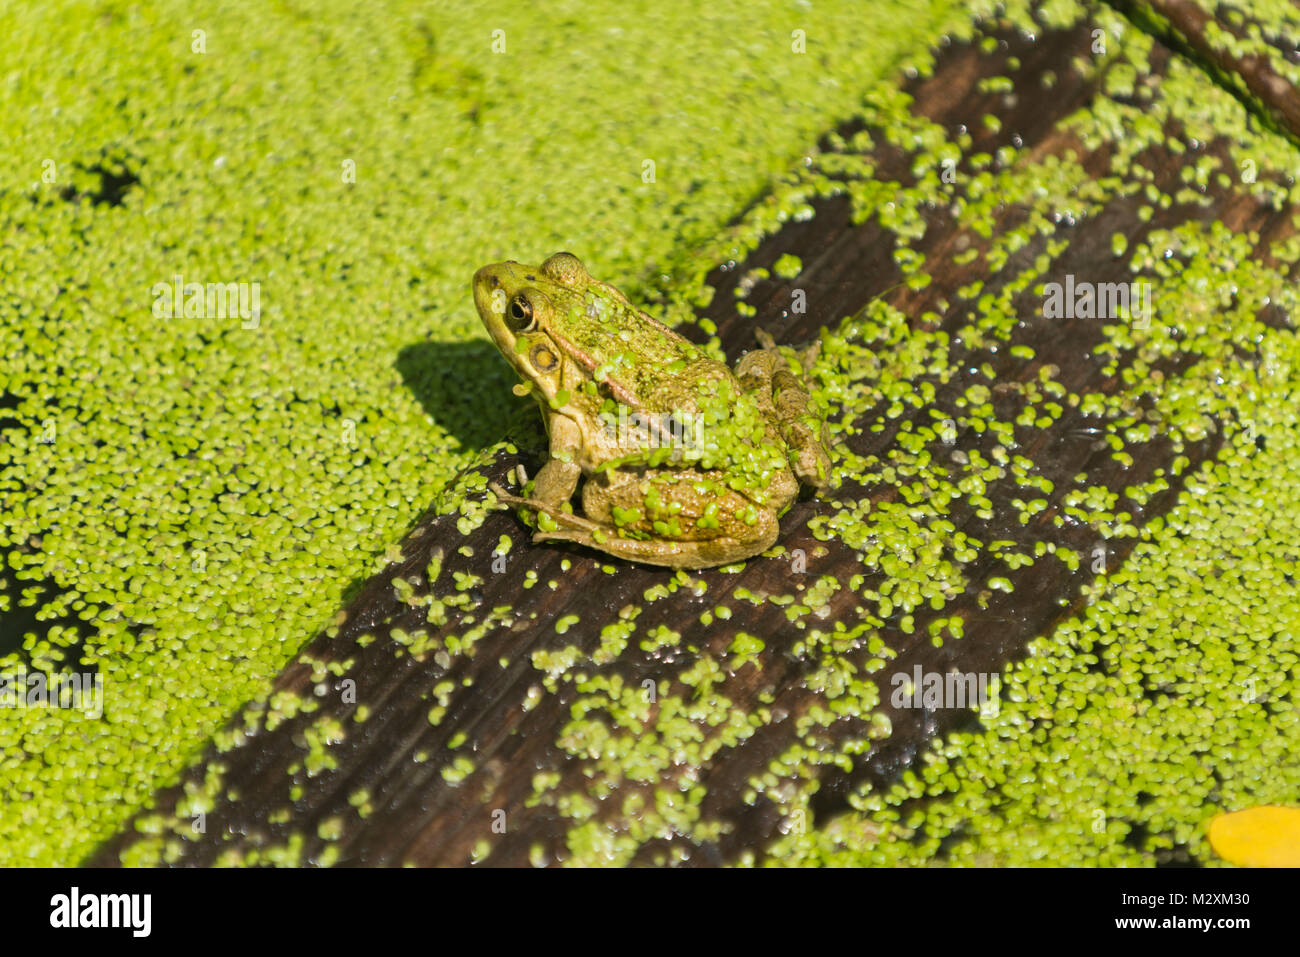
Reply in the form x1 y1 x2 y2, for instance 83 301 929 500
1112 0 1300 140
90 6 1298 866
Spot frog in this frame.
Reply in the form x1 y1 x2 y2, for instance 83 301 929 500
473 251 832 569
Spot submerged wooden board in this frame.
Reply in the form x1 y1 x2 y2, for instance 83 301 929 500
91 5 1300 866
1113 0 1300 140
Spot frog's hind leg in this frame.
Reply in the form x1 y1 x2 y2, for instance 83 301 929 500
736 332 832 489
489 481 608 534
533 508 780 570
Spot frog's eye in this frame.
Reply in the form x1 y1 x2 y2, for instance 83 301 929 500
529 344 558 372
507 294 535 331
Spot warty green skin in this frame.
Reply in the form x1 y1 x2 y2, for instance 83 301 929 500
473 252 831 569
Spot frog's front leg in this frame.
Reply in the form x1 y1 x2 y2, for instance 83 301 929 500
529 413 585 506
527 457 582 510
490 413 587 524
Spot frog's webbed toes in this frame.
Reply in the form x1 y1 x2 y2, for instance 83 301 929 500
797 338 823 373
490 481 606 537
532 510 605 535
749 328 822 372
488 481 528 509
488 482 551 523
792 441 833 489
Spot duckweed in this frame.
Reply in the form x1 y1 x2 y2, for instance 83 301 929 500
0 0 965 864
23 0 1300 869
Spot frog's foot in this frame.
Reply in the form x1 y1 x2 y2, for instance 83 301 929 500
736 338 832 490
796 339 822 374
488 481 605 533
753 327 822 373
753 327 778 351
533 518 779 570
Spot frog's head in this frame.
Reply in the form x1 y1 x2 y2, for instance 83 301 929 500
473 252 596 405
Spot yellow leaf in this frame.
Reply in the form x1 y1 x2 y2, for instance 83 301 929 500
1208 806 1300 867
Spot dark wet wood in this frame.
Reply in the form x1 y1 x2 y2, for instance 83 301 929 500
1113 0 1300 140
90 11 1297 867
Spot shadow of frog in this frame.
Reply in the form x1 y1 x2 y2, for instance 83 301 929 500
394 337 523 454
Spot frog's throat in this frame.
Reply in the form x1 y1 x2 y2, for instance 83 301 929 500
544 327 640 407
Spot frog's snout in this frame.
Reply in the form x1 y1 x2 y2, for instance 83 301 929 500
472 265 503 319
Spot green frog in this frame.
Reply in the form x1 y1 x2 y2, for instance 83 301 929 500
473 252 831 569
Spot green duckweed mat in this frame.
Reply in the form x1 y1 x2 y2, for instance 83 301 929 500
7 0 1300 867
0 0 962 865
